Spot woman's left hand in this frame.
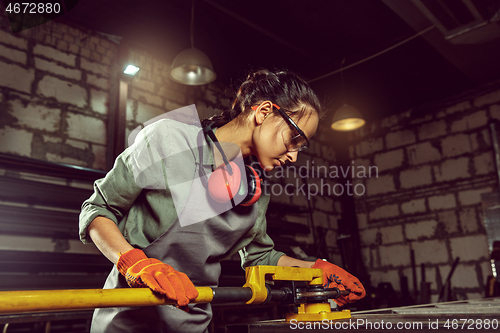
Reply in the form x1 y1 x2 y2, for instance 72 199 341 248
312 259 366 306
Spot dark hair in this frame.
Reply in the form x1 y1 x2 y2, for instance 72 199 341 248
201 69 322 128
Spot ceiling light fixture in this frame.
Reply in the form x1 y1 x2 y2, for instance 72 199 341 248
331 59 365 132
170 0 216 86
123 64 140 76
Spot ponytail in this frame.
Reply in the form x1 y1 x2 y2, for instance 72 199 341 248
202 69 321 128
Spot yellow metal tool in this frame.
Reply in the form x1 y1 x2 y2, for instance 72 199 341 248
243 265 351 322
0 265 351 321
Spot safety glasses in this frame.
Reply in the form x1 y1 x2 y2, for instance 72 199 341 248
252 103 310 152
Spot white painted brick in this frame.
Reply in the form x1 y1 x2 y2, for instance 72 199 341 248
355 138 384 157
428 194 456 210
451 111 488 132
441 134 471 157
324 229 337 247
136 102 165 124
0 61 34 93
0 44 26 64
165 99 184 112
369 203 399 220
434 157 470 182
450 264 480 288
381 114 399 128
131 88 163 107
446 101 471 114
360 228 378 246
418 120 447 140
410 114 433 126
366 174 395 196
90 89 108 114
80 58 110 76
46 153 86 167
66 112 106 144
37 76 87 108
65 139 89 150
295 231 314 244
405 220 437 240
458 188 491 206
369 270 400 291
480 261 493 282
126 99 135 121
132 79 155 93
313 196 334 212
374 149 403 171
459 207 478 233
357 213 368 230
490 104 500 120
407 142 441 165
474 89 500 108
438 210 458 234
361 247 371 269
400 165 432 189
161 88 185 104
380 224 404 244
379 244 410 267
0 126 32 157
474 152 494 175
9 99 60 132
35 57 81 80
412 239 448 264
348 146 355 159
469 130 491 151
321 145 335 160
401 198 426 214
328 215 338 229
0 30 28 49
312 211 329 228
33 44 75 66
87 74 109 90
334 199 342 216
386 130 415 149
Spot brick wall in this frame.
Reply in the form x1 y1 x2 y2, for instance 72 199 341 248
349 80 500 301
0 8 223 171
0 11 341 261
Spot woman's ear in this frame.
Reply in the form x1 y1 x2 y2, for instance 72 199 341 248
254 101 273 125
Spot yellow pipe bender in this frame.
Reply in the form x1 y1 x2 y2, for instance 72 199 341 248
0 266 351 322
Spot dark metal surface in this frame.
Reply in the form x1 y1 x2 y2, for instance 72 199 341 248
226 298 500 332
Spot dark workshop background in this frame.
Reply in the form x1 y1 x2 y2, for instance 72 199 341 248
1 0 500 331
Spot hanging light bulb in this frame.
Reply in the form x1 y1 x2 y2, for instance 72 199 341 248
170 48 216 85
331 104 365 131
331 59 365 132
170 0 216 86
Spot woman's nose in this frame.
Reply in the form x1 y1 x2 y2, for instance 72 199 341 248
286 151 299 163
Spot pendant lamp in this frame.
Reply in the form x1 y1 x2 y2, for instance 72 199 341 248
331 104 365 131
170 0 216 85
331 59 365 132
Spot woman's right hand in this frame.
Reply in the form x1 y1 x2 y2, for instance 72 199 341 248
117 249 199 306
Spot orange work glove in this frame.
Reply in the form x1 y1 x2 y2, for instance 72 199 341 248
313 259 366 307
117 249 198 306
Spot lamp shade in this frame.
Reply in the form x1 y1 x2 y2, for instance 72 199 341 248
331 104 365 132
170 48 216 86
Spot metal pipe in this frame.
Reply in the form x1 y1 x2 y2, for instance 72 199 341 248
0 287 214 315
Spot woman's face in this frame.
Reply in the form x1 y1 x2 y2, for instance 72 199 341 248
253 108 319 171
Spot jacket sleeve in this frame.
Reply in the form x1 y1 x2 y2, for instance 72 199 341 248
79 121 170 244
238 194 286 268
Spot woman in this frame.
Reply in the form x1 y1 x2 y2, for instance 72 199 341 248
79 69 365 332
